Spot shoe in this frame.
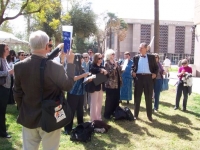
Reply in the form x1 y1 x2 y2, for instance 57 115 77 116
0 134 11 138
148 117 153 122
174 107 179 110
183 108 187 112
133 116 137 121
154 109 158 113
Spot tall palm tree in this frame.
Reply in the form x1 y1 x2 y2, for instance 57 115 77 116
154 0 159 53
106 12 119 49
117 19 128 59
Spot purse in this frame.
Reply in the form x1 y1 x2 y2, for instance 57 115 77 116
0 59 6 85
40 59 73 133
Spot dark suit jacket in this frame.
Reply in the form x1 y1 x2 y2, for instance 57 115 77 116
13 55 75 128
89 63 106 91
131 54 158 76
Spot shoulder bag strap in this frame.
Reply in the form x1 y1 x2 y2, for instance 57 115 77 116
40 58 48 101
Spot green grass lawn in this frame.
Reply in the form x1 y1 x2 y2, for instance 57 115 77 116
1 85 200 150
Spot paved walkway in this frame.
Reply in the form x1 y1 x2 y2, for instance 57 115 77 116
168 72 200 94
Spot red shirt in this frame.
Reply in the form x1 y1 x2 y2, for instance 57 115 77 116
178 66 192 80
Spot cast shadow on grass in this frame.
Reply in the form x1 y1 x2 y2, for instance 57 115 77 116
159 101 174 108
186 110 200 118
75 125 131 150
0 138 14 150
146 114 193 140
114 119 155 137
154 112 192 125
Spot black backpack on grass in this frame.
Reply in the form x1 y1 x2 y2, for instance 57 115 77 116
70 122 94 142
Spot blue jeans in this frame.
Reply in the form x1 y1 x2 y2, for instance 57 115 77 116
153 79 163 110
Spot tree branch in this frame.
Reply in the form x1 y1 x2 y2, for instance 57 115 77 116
3 8 42 22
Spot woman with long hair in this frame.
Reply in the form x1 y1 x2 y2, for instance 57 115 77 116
0 43 14 138
64 53 89 135
153 53 165 112
6 50 16 104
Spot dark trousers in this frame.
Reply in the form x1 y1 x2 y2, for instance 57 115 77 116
0 86 10 137
153 79 163 110
64 93 84 132
104 88 120 118
134 74 153 119
175 81 188 109
8 76 15 104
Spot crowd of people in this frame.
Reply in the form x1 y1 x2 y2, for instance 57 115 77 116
0 30 193 150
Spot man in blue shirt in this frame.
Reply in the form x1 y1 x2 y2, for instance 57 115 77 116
131 43 158 121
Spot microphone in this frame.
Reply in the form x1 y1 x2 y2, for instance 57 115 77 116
47 47 61 60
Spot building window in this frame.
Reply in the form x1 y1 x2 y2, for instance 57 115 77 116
191 31 195 55
159 25 168 53
175 26 185 54
140 24 151 44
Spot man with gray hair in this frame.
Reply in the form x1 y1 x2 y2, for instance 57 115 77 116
13 30 75 150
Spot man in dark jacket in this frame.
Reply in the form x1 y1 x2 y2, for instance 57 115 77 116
13 30 75 150
132 42 158 121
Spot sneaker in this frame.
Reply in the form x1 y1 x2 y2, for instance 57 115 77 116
174 107 179 110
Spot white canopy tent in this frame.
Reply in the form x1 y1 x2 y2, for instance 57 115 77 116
0 31 29 44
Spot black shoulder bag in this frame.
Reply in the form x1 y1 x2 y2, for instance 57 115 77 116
40 58 73 133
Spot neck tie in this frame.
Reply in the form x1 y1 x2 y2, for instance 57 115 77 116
141 55 146 58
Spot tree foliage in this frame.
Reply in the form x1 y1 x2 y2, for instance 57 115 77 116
0 0 48 25
69 2 97 38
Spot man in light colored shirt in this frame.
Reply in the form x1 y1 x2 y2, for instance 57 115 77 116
163 56 171 76
131 43 158 122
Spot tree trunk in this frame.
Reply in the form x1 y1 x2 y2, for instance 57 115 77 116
154 0 159 53
117 36 120 60
109 27 112 49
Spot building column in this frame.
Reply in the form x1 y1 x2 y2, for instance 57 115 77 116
194 25 200 77
185 26 192 54
168 25 175 54
132 23 141 53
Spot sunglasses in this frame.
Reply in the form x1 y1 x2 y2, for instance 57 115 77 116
48 44 53 48
112 53 115 55
98 57 102 60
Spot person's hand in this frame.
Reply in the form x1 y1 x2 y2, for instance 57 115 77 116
103 70 108 75
83 72 90 78
8 69 14 75
132 72 136 77
66 49 74 64
152 73 156 79
59 51 66 63
56 43 64 50
100 69 104 73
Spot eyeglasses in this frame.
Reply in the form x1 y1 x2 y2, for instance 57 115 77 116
83 57 88 59
98 57 102 60
48 44 53 48
20 54 25 56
